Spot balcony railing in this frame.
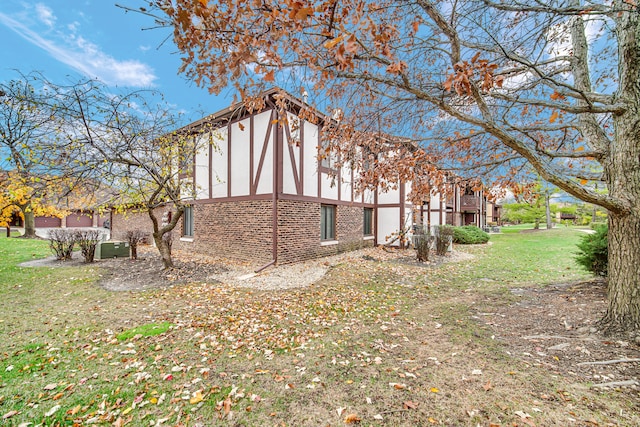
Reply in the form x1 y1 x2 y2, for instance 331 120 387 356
460 195 481 211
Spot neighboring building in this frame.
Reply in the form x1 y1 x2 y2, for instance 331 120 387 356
443 183 501 227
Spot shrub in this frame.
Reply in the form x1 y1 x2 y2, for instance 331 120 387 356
434 225 454 256
414 226 433 262
452 226 490 244
75 229 102 263
48 229 76 260
575 224 608 276
123 229 149 260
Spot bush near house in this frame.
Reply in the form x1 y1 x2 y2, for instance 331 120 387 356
575 224 608 276
453 226 490 244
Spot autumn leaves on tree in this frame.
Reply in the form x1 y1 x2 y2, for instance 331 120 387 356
137 0 640 333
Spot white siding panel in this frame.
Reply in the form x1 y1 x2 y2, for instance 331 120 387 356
211 127 228 198
283 113 301 195
303 121 319 197
364 188 375 204
230 119 251 196
340 164 353 202
377 207 400 245
253 111 273 194
377 186 401 204
194 138 209 199
321 172 339 200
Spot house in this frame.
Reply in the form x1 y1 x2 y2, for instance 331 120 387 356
112 89 439 265
112 89 498 265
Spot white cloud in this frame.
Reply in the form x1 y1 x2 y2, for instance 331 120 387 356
0 10 157 87
35 3 56 28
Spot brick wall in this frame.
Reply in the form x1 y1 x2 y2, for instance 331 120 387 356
114 200 373 266
174 200 274 265
277 200 373 264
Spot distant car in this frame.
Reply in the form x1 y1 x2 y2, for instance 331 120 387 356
103 219 111 229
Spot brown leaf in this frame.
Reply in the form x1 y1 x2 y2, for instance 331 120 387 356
223 397 232 415
264 70 275 82
403 401 418 409
483 380 492 391
344 413 361 423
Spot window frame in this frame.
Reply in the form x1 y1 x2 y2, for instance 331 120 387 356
363 207 374 236
320 204 336 241
182 205 194 238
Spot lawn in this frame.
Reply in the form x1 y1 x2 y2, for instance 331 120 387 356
1 229 638 426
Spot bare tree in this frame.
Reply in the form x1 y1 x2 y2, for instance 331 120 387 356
58 80 211 268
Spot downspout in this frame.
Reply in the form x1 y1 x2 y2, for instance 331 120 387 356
271 109 283 265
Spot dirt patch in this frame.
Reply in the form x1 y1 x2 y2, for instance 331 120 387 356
478 279 640 389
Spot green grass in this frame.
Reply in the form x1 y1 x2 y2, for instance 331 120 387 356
0 231 635 427
116 321 172 340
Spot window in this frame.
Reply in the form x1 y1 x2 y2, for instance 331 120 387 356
363 208 373 236
183 206 194 237
321 205 336 241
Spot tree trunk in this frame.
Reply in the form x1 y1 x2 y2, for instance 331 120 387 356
22 209 36 238
594 1 640 335
153 232 174 269
600 212 640 333
545 192 552 230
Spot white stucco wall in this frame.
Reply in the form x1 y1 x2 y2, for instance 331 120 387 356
230 119 251 196
210 127 228 198
253 111 273 195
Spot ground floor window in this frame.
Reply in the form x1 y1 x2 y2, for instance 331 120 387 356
183 206 194 237
321 204 336 240
363 208 373 236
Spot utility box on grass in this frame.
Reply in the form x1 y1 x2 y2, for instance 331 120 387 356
96 241 130 259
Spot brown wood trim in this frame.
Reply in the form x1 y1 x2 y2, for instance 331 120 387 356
249 115 254 195
208 133 213 199
283 119 302 195
317 146 322 199
278 193 374 207
374 183 379 246
188 194 273 204
300 120 304 195
227 123 232 197
276 115 284 195
351 168 354 202
252 109 275 195
272 110 280 262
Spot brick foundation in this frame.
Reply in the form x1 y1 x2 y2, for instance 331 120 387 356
114 200 373 266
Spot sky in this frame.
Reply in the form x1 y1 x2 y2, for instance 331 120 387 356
0 0 235 121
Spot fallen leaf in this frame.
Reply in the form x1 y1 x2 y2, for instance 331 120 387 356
483 380 492 391
373 414 383 420
223 397 232 415
43 383 57 391
44 405 60 417
344 413 361 423
3 410 18 419
403 401 418 409
430 387 439 393
190 390 204 404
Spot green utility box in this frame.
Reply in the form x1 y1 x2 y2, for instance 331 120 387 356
96 241 130 259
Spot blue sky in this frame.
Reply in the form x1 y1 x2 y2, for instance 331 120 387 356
0 1 235 120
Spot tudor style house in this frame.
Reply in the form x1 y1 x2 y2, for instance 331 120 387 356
112 89 498 265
